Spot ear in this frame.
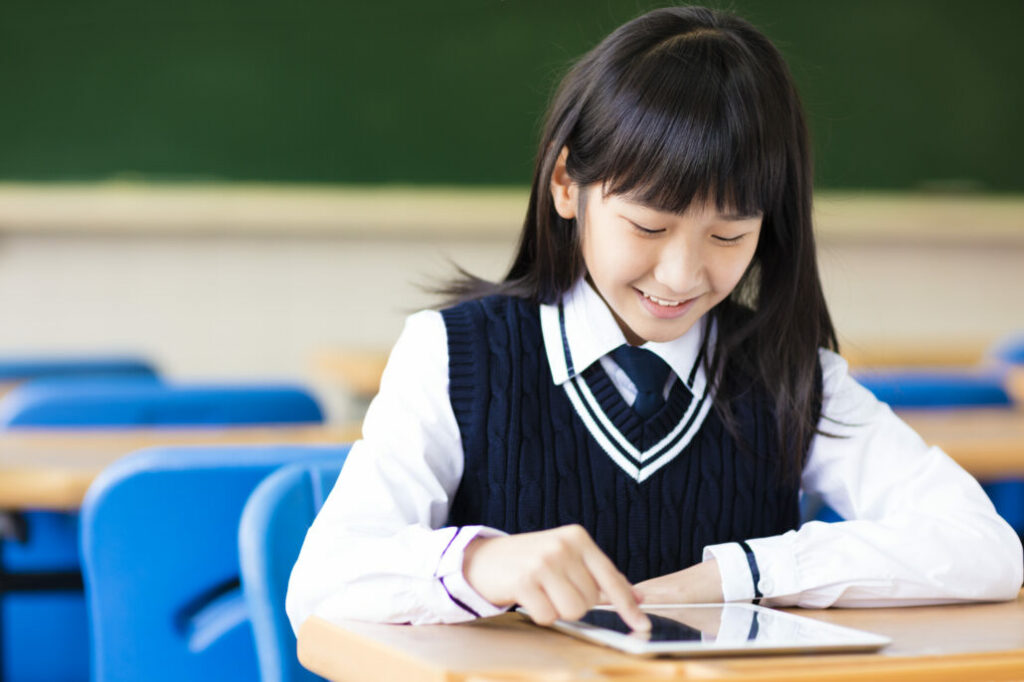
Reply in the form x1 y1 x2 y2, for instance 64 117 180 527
549 146 579 219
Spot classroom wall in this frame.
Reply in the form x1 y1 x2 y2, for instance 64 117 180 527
4 228 1019 379
1 190 1021 425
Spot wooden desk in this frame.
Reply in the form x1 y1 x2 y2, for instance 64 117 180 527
298 593 1024 681
898 408 1024 478
312 349 389 398
2 408 1018 511
312 346 1024 399
0 423 360 510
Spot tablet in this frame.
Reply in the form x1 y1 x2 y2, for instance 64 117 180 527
519 604 891 657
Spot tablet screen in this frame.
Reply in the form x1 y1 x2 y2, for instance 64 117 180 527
579 609 705 641
525 604 891 656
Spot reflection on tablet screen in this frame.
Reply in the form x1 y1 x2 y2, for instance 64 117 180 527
539 604 891 656
580 609 707 642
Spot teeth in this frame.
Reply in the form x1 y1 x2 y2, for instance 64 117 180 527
643 292 682 307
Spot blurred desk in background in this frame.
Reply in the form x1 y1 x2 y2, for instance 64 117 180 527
841 342 987 368
313 345 1021 402
5 404 1015 512
0 424 359 510
312 349 389 401
898 408 1024 479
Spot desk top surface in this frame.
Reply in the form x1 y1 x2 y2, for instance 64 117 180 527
298 592 1024 682
0 407 1020 510
898 407 1024 478
0 423 360 510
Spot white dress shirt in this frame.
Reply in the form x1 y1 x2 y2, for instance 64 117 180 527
286 279 1023 630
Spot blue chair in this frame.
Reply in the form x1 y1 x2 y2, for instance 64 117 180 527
0 356 157 382
852 368 1011 410
16 374 162 391
0 382 323 428
239 461 345 682
0 383 323 682
80 444 349 682
990 334 1024 366
1 510 85 682
982 334 1024 534
0 364 155 682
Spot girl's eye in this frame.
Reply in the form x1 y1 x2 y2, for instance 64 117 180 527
712 234 747 244
627 220 665 235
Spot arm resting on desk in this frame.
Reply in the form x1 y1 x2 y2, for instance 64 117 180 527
706 350 1023 608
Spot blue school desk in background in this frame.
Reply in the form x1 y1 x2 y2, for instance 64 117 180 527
239 461 344 682
80 444 349 682
0 355 158 383
0 381 325 682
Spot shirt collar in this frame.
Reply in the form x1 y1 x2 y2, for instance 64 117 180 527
539 277 708 387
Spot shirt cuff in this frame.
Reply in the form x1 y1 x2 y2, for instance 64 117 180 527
703 542 755 602
744 533 801 606
434 525 509 619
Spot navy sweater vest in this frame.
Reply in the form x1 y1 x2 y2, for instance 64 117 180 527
442 295 800 584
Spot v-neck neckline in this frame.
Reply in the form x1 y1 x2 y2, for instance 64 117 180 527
556 301 715 483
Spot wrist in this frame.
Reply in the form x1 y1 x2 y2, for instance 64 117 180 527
462 535 489 574
462 536 514 606
697 558 724 602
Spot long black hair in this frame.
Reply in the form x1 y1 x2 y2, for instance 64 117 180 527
441 6 838 484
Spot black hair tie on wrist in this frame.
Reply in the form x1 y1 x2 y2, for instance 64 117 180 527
738 540 763 605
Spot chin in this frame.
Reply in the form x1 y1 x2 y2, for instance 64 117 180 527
630 322 692 345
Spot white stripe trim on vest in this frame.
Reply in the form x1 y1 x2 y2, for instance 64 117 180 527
563 372 713 483
555 300 714 483
562 379 642 481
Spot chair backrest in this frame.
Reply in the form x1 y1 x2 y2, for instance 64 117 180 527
990 333 1024 366
852 368 1012 409
239 462 344 682
0 382 323 427
0 355 157 382
79 444 350 682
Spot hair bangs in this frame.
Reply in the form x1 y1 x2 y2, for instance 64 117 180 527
571 30 787 218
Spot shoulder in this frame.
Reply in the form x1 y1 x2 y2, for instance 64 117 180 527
393 309 447 353
816 347 885 426
439 294 538 328
378 310 448 389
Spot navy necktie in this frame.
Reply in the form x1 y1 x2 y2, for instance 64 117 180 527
610 345 672 419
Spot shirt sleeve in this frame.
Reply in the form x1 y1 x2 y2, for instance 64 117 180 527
285 310 509 630
705 348 1024 608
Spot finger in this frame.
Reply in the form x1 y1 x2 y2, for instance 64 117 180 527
539 571 591 622
583 551 651 632
564 561 601 607
517 580 559 626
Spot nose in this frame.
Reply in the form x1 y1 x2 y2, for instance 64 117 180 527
653 234 704 295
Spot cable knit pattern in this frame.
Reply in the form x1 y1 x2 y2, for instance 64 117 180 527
442 295 800 583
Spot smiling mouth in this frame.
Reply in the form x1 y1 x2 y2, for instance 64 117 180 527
640 290 688 307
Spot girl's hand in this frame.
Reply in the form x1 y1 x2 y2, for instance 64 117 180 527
463 524 651 632
632 559 724 604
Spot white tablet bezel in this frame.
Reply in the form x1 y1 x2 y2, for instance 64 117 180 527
521 603 892 657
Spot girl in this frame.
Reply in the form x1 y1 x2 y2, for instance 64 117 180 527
287 6 1022 632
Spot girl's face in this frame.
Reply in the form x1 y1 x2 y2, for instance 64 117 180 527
551 153 762 345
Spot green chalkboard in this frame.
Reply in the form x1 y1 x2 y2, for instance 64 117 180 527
1 1 1021 190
